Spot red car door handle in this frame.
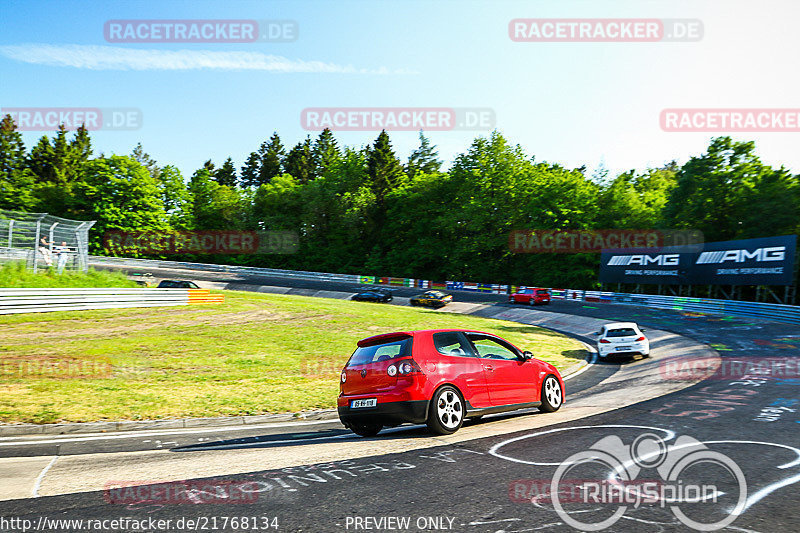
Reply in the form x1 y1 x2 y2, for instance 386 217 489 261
484 364 494 371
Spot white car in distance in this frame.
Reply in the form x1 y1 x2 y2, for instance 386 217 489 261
595 322 650 360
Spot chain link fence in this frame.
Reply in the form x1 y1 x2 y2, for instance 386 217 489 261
0 209 95 273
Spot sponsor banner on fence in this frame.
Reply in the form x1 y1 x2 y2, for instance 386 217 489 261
600 235 797 285
691 235 796 285
510 229 703 254
103 230 299 255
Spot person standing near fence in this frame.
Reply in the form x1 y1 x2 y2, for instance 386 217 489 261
38 237 53 267
53 241 71 273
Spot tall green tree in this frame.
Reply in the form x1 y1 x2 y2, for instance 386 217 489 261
406 131 441 179
285 137 315 184
596 163 677 229
366 130 405 206
313 128 341 177
663 137 795 241
131 143 160 180
27 126 94 216
240 151 260 188
215 157 238 187
77 155 170 251
158 165 193 229
257 133 284 185
0 115 36 210
189 167 246 231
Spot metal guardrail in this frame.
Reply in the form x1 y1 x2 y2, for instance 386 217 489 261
88 255 800 325
88 255 362 284
0 288 222 315
552 289 800 325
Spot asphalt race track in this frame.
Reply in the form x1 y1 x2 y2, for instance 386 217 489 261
0 262 798 532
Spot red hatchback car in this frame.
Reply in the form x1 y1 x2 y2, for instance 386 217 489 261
337 329 565 436
509 287 551 305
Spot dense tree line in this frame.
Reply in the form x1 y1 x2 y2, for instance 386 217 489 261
1 114 798 288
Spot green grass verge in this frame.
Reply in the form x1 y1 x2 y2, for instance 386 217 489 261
0 291 585 424
0 261 136 288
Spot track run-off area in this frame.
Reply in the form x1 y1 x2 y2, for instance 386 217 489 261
0 260 798 532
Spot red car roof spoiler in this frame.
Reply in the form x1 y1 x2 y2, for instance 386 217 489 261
357 332 413 347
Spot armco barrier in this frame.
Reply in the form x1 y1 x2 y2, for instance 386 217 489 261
88 256 798 325
89 255 361 284
0 288 222 315
556 289 800 325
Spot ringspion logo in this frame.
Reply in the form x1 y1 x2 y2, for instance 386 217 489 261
551 432 746 530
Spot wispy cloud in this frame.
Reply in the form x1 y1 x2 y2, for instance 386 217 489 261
0 43 415 74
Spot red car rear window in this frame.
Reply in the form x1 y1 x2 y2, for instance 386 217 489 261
347 338 412 366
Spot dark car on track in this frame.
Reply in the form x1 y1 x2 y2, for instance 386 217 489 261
157 279 200 289
409 290 453 308
351 288 395 303
509 287 551 305
338 329 564 436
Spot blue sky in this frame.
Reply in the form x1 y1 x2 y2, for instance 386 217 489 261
1 0 798 179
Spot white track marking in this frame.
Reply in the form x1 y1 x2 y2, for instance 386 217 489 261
0 419 337 447
499 523 561 533
563 343 597 381
724 526 764 533
178 423 427 451
31 456 58 497
739 471 800 514
489 425 676 466
468 518 521 525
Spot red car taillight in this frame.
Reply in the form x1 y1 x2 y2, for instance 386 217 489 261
635 336 646 341
388 359 423 376
599 339 611 344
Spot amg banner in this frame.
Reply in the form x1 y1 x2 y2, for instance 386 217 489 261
599 235 797 285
